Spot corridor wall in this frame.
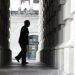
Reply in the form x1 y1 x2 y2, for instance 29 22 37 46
39 0 75 75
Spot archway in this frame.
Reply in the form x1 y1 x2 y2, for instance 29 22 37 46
9 0 40 63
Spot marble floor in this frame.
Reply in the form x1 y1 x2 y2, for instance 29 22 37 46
0 60 58 75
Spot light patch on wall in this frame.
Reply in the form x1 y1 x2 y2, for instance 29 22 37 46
10 0 20 11
33 4 39 10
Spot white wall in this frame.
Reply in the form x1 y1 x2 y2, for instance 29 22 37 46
9 15 39 59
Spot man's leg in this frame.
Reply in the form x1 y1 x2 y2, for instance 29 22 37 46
21 45 27 65
15 50 22 62
22 50 26 64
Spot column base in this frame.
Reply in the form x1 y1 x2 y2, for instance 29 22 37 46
58 71 73 75
0 48 12 67
40 49 55 67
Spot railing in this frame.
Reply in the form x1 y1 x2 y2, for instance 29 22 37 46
10 10 39 16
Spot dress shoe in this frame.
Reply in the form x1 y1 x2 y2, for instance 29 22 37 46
15 57 19 62
21 62 29 65
25 62 29 64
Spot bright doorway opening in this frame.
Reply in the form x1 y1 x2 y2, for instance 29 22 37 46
9 0 40 63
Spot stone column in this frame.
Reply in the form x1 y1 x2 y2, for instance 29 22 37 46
0 0 11 67
71 0 75 75
36 0 43 62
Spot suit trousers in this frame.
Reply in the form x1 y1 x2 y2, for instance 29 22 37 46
17 43 27 63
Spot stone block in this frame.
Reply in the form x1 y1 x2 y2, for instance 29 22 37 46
0 47 12 67
59 0 65 5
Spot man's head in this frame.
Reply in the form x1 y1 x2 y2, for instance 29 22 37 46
24 20 30 27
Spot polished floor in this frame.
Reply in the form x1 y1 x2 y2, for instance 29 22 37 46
0 60 58 75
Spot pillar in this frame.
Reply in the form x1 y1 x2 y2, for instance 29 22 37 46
71 0 75 75
0 0 11 67
36 0 43 62
39 0 75 75
40 0 65 67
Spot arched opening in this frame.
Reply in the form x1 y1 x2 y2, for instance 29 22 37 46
9 0 40 64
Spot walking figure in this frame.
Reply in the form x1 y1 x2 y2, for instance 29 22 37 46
15 20 30 65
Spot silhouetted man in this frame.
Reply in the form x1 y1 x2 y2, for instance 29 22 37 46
15 20 30 65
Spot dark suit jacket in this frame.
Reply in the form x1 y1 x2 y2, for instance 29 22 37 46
19 26 29 46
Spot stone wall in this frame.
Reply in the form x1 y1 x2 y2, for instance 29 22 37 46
0 0 11 67
39 0 75 75
40 0 65 66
